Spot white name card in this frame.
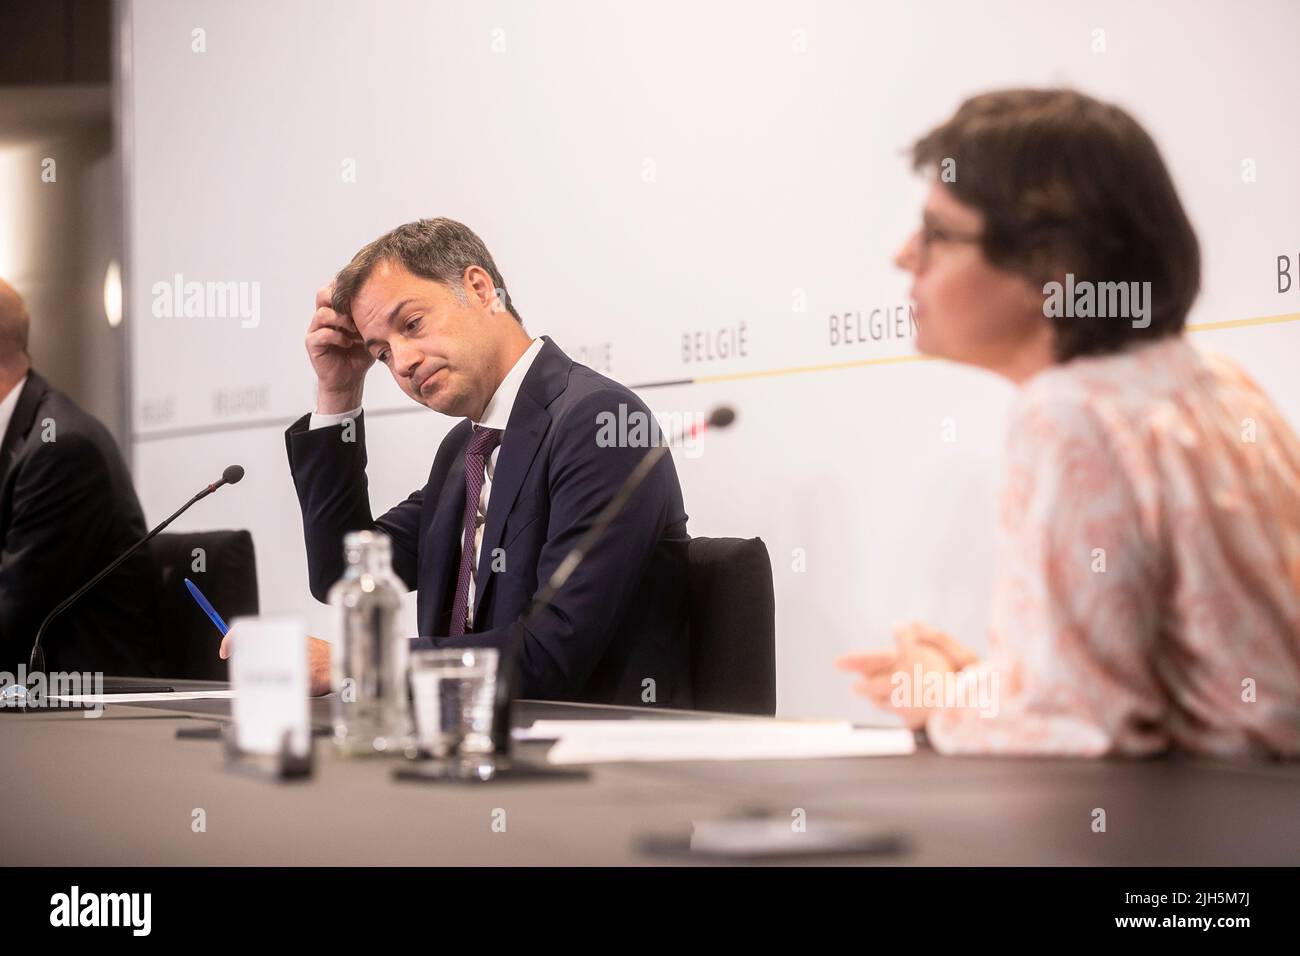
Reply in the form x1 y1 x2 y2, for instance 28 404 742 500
228 616 309 757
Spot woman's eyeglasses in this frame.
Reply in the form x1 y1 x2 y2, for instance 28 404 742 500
917 223 983 267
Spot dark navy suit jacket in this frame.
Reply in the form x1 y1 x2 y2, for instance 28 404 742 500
285 337 692 706
0 370 161 675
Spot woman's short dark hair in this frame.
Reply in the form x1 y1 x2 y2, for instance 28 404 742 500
912 88 1200 362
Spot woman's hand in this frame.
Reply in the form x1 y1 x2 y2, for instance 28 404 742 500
836 621 979 730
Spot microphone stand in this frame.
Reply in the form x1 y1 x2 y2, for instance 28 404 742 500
20 466 245 689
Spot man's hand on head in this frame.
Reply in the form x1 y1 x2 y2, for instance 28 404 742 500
306 281 372 413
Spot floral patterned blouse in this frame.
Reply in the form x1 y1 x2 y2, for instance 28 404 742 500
927 337 1300 758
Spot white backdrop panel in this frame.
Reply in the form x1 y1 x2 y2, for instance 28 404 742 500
125 0 1300 717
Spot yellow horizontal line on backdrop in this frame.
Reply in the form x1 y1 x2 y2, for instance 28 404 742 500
677 311 1300 388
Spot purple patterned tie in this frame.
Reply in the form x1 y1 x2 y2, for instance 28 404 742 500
449 425 503 636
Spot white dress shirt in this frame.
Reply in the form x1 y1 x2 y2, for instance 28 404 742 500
310 338 544 628
0 374 29 447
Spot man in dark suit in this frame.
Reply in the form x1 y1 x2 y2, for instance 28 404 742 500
264 219 691 706
0 277 161 676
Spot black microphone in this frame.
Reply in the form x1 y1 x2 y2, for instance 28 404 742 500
492 407 735 751
26 465 246 675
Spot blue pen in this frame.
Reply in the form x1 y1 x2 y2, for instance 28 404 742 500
184 578 229 636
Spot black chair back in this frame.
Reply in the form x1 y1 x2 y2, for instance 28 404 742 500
148 530 258 680
687 536 776 715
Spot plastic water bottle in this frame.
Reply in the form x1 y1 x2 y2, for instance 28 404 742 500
328 530 412 756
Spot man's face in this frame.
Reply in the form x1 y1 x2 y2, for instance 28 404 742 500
351 260 499 419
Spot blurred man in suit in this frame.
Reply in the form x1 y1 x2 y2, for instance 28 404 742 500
245 218 692 705
0 277 161 675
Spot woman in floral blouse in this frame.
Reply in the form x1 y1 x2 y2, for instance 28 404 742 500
838 89 1300 759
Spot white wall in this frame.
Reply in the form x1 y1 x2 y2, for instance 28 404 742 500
122 0 1300 717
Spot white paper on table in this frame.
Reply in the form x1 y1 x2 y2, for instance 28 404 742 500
515 719 915 764
47 690 236 704
515 718 854 740
228 615 309 757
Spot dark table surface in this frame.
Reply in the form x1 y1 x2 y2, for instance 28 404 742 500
4 680 1299 865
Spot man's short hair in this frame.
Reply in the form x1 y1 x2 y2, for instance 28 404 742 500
331 218 522 323
911 88 1201 362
